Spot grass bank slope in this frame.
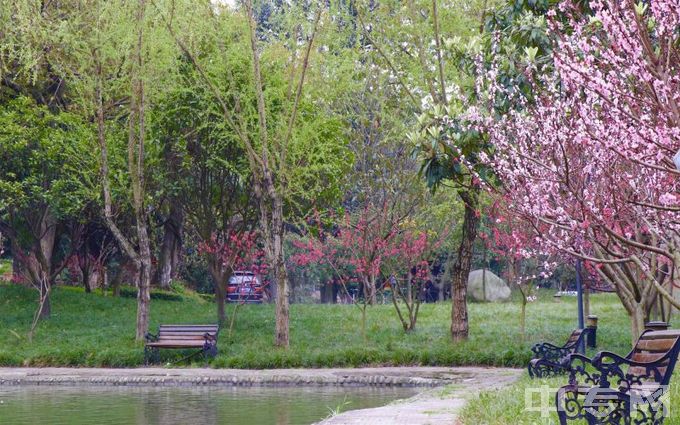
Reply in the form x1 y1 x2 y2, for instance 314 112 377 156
0 283 633 368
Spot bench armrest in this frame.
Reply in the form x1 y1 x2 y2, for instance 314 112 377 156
532 341 562 353
592 350 669 390
564 353 600 386
592 350 669 369
203 332 217 343
145 332 158 342
532 342 571 363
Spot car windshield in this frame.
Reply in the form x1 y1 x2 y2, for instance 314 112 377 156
229 274 258 285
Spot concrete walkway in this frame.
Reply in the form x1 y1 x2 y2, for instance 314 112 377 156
0 366 523 424
317 367 522 425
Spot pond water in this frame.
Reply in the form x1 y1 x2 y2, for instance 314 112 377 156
0 385 418 425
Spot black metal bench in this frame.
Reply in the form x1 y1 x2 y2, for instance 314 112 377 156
144 324 219 364
528 328 590 378
556 329 680 424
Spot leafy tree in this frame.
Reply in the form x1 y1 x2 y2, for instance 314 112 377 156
0 96 95 334
149 58 257 323
162 1 352 347
355 0 499 341
484 0 680 340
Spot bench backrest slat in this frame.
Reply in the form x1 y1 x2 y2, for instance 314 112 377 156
562 329 587 351
157 324 219 339
566 329 583 344
626 330 680 386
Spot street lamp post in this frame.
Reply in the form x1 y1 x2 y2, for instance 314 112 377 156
575 259 585 353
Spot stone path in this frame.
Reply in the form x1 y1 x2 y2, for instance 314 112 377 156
0 366 523 424
316 367 522 425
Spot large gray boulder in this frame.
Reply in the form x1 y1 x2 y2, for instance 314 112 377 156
467 269 511 302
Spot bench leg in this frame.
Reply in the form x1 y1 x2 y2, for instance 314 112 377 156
203 342 218 360
556 386 588 424
529 358 566 379
144 346 160 365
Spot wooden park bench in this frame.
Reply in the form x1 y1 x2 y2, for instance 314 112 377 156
556 329 680 424
144 324 219 364
528 328 591 378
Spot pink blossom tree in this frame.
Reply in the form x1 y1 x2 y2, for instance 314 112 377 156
198 230 264 324
291 204 448 336
481 0 680 339
484 200 550 337
291 206 399 340
383 230 446 332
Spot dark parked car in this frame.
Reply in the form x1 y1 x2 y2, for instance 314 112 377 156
227 271 263 303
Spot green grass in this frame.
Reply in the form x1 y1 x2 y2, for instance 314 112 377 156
459 374 680 425
0 258 11 276
0 283 634 368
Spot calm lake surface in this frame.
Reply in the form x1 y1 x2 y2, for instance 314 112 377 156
0 385 417 425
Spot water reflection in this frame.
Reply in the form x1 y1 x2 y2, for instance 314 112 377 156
0 385 417 425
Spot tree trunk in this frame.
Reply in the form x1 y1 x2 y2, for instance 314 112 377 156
482 250 487 302
331 280 339 304
30 209 57 319
135 225 152 341
360 304 367 342
131 0 150 342
101 267 108 295
262 191 290 347
83 264 91 293
274 254 289 347
209 261 227 325
319 281 328 304
630 303 645 345
520 298 527 339
38 276 51 319
450 188 480 341
12 255 28 285
157 185 184 290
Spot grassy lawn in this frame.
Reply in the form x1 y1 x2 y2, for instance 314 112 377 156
0 258 11 276
0 282 635 368
459 374 680 425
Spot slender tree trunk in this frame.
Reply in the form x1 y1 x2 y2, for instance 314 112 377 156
360 304 367 342
83 264 91 293
320 281 328 304
369 274 377 305
391 287 409 331
101 267 108 295
157 154 184 289
450 188 480 341
38 276 51 319
12 255 27 285
157 207 182 289
157 239 174 290
209 260 227 325
111 271 122 297
273 245 289 347
407 275 412 306
332 279 339 304
482 250 487 302
135 226 152 341
630 303 645 344
265 192 289 348
520 297 527 339
93 0 150 341
30 209 57 320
